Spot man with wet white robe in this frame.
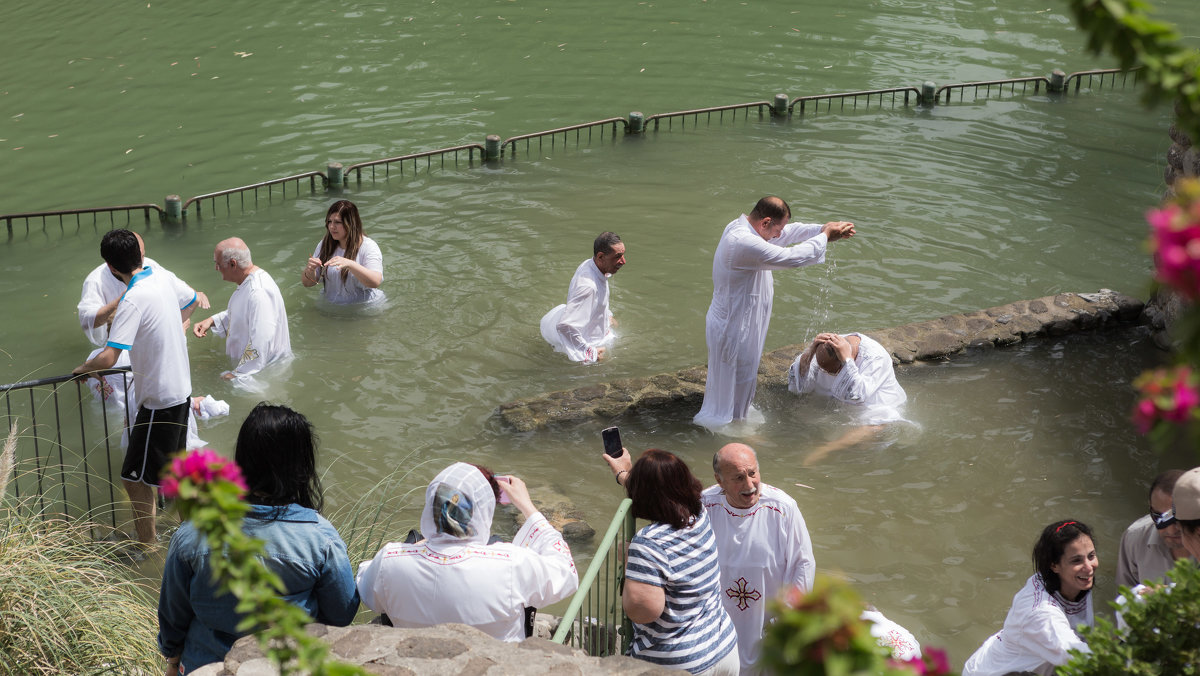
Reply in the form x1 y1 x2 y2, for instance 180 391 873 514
787 331 908 465
356 462 578 642
191 238 292 390
702 443 815 674
540 232 626 364
694 196 855 429
76 233 208 449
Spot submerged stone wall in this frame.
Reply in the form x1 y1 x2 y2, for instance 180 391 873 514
497 290 1145 431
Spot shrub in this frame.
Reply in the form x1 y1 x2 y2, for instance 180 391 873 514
0 423 160 675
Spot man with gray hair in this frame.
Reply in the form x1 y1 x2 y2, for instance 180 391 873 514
192 237 292 383
702 442 815 674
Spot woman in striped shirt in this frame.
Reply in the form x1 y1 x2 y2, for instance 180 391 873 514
605 447 739 675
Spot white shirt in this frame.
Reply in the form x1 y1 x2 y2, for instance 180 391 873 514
963 574 1092 676
313 236 384 304
788 332 907 425
208 268 292 381
694 214 829 428
539 258 614 363
702 483 815 675
356 463 578 642
106 266 194 410
78 256 163 347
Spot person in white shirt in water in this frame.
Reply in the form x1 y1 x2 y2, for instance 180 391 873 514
191 237 293 388
540 231 626 364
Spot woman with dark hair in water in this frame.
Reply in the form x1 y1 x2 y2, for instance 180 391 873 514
301 199 384 304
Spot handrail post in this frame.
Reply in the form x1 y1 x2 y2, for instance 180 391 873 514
164 195 182 224
485 134 502 162
628 111 644 135
772 93 789 118
1049 68 1066 93
920 81 937 106
327 162 344 190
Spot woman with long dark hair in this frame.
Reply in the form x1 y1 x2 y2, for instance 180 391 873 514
301 200 384 304
604 447 738 675
157 403 359 674
963 519 1098 676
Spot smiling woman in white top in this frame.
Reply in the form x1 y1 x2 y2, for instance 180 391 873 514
963 520 1098 676
301 200 384 304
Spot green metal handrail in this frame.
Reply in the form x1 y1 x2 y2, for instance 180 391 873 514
552 497 636 657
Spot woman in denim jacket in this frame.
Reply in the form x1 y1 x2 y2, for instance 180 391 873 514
158 403 360 674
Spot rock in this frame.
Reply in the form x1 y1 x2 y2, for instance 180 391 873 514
199 622 660 675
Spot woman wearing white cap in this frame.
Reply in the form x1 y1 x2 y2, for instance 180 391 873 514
1172 467 1200 560
962 519 1098 676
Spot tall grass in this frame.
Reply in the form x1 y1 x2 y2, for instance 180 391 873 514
0 423 160 676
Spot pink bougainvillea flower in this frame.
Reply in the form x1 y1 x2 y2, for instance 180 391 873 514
923 647 951 675
160 475 180 500
1168 379 1200 423
1133 397 1159 434
164 448 247 496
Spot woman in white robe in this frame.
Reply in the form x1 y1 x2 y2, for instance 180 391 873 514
963 520 1098 676
301 200 384 305
355 463 578 642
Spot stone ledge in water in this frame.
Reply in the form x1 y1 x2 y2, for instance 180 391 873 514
192 622 676 676
496 290 1145 432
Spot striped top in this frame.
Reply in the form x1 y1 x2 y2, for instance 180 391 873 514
625 509 738 674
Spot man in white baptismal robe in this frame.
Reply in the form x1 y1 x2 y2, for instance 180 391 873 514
787 331 908 465
76 232 208 449
540 232 626 364
694 196 855 429
191 238 292 388
702 443 815 675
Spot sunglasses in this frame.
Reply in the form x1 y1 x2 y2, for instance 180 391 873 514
1154 507 1177 530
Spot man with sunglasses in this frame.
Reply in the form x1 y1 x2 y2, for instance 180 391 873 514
1116 469 1190 589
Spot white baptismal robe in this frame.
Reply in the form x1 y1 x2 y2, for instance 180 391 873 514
694 215 828 428
207 268 292 382
963 574 1092 676
356 463 578 643
702 483 815 675
78 256 163 348
540 258 614 364
787 332 907 425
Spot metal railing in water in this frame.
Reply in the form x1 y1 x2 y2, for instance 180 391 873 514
1 369 132 532
502 118 627 158
643 101 772 131
3 204 164 239
0 67 1140 235
183 171 328 219
552 497 636 657
345 144 487 182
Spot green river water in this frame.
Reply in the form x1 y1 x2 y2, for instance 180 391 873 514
4 0 1200 667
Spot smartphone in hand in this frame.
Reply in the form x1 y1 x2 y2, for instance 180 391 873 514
601 426 623 458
